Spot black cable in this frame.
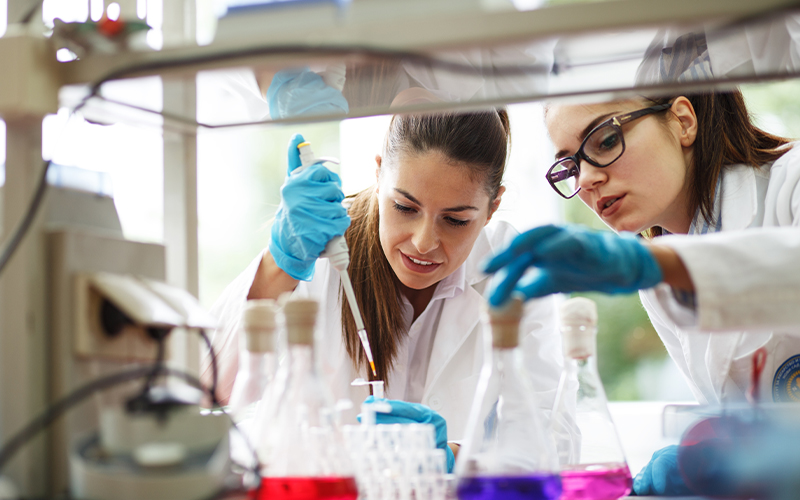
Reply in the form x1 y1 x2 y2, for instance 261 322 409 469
16 0 42 24
198 328 263 496
199 329 220 406
0 365 163 472
141 332 166 394
0 82 97 279
0 159 51 276
0 362 262 491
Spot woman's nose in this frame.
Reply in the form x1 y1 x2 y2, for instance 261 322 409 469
411 217 439 255
576 159 607 191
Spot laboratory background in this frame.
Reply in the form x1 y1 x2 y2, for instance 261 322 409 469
1 0 800 499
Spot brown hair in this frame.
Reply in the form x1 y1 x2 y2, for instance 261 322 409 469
341 110 511 381
644 90 792 238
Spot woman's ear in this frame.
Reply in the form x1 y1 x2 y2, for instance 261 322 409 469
671 96 698 148
375 154 382 193
486 186 506 224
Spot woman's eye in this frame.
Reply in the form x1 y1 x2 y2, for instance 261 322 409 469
393 203 415 214
445 217 469 228
597 130 620 151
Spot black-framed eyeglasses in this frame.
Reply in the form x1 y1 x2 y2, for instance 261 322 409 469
545 102 673 199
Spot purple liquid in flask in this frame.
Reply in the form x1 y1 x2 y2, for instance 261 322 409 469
457 474 563 500
560 463 632 500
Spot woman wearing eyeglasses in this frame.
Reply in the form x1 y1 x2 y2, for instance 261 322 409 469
484 91 800 495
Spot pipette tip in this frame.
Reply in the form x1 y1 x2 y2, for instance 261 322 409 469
369 361 377 377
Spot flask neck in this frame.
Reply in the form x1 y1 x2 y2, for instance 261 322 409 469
286 343 316 375
240 349 278 375
490 346 523 376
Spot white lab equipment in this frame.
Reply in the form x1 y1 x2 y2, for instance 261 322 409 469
552 297 632 500
342 387 446 500
67 272 230 500
295 140 378 378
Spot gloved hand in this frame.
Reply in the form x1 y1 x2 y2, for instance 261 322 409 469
267 67 349 120
633 445 694 496
363 396 456 473
483 224 663 306
269 134 350 281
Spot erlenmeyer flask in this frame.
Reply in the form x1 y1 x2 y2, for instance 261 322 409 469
257 298 358 500
456 298 562 500
552 297 632 500
228 299 278 421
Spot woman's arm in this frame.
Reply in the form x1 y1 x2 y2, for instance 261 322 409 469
646 244 695 293
247 251 300 300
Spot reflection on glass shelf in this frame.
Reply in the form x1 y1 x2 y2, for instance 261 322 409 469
72 4 800 130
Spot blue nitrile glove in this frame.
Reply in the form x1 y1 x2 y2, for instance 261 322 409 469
483 224 663 306
633 445 693 496
269 134 350 281
362 396 456 473
267 67 349 120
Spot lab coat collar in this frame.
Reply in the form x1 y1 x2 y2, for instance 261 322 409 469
432 263 465 301
422 225 497 397
720 164 759 231
464 226 493 287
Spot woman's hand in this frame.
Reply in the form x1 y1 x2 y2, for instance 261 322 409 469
483 224 664 305
268 133 351 282
267 67 349 120
363 396 456 473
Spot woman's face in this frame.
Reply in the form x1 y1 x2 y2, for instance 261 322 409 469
376 151 501 292
546 99 696 234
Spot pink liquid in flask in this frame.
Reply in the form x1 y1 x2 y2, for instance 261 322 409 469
560 463 632 500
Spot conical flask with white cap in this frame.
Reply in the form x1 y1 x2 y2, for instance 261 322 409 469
256 298 358 500
456 297 562 500
552 297 632 500
228 299 278 421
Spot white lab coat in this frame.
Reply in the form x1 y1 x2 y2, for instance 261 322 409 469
640 145 800 404
203 220 565 442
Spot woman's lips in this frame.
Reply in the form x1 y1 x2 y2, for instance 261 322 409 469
599 194 625 217
401 252 441 274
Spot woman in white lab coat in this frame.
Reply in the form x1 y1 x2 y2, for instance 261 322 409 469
484 88 799 493
203 109 565 472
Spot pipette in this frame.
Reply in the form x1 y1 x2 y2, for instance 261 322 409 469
294 141 377 377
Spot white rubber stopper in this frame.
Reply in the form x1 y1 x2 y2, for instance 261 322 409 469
560 297 598 359
243 299 277 352
283 298 319 345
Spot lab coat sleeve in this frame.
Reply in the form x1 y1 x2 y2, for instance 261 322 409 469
648 148 800 333
201 249 267 405
652 227 800 332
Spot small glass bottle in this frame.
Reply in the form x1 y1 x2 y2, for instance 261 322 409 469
456 298 562 500
257 298 358 500
228 299 278 422
552 297 632 500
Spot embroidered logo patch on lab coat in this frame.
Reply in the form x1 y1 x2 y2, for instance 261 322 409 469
772 355 800 402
